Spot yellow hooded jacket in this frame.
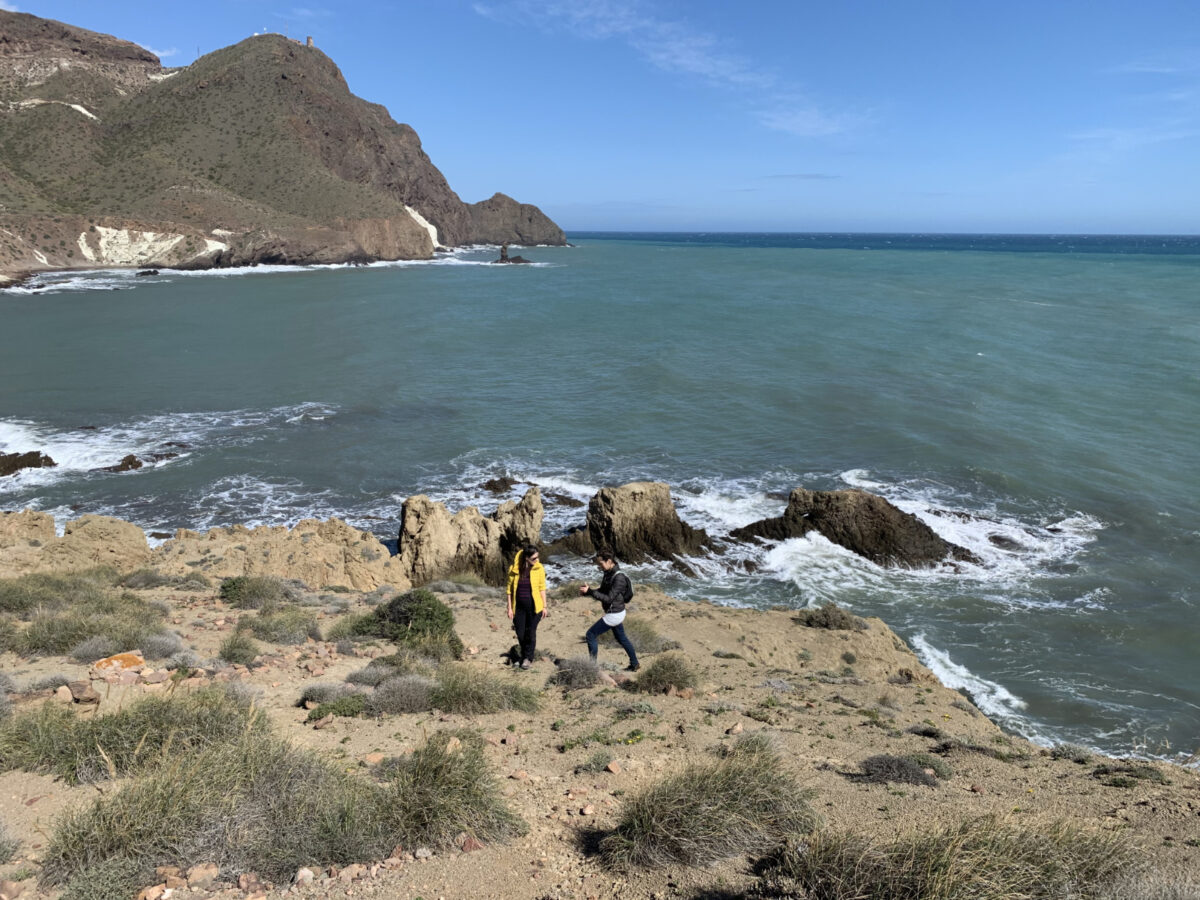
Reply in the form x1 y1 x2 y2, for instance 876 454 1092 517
506 551 547 614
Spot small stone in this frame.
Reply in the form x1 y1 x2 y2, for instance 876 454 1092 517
726 722 744 735
54 685 73 703
312 714 335 730
444 736 462 754
303 700 318 710
678 687 695 700
382 858 403 869
135 885 166 900
415 848 434 859
510 769 528 780
461 836 485 852
294 868 315 886
68 680 100 703
666 684 678 697
0 880 24 900
581 804 595 816
186 863 220 889
970 784 985 794
238 873 263 892
363 752 385 765
164 876 186 890
155 867 181 880
337 864 366 882
605 761 622 775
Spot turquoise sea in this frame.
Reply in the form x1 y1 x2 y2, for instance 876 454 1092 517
2 232 1198 762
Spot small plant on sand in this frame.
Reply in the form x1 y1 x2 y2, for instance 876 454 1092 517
1050 742 1092 765
325 612 377 642
577 749 614 774
635 653 697 695
218 631 259 666
600 733 819 867
365 675 435 716
548 656 601 690
218 575 287 610
857 754 941 787
753 815 1136 900
346 663 398 687
0 820 18 863
431 663 539 714
306 693 367 721
792 602 867 631
116 569 177 590
239 605 320 644
371 589 465 660
298 682 357 706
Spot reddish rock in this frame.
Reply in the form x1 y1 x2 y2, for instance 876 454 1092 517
67 680 100 703
605 761 622 775
186 863 219 889
93 652 145 672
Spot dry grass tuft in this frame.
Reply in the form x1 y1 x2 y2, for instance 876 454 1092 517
636 653 697 695
218 575 289 610
599 734 818 867
432 663 539 714
549 656 602 690
792 602 867 631
754 815 1137 900
365 675 435 716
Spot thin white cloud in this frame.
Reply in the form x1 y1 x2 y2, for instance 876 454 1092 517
762 173 841 181
475 0 864 138
288 6 333 18
140 44 179 59
0 2 19 11
1069 123 1195 153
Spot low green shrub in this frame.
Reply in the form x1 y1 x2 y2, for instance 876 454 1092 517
298 682 357 706
1092 763 1169 787
218 631 259 666
325 612 377 642
239 605 320 644
218 575 286 610
0 685 262 784
600 733 818 867
346 663 398 687
576 749 614 774
635 653 697 695
792 602 867 631
307 693 367 722
1050 742 1092 764
431 663 539 714
372 589 465 660
58 854 144 900
116 569 176 590
140 631 184 660
754 815 1136 900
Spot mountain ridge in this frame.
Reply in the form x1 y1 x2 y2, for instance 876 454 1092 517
0 11 565 284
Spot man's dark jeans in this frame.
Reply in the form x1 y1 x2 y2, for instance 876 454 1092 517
586 617 639 668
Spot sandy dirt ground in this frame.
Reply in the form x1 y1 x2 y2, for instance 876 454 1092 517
2 579 1198 900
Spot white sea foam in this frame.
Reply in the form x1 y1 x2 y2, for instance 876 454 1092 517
909 633 1035 730
0 403 338 494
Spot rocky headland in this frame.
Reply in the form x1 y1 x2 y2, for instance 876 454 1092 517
0 484 1198 898
0 11 566 287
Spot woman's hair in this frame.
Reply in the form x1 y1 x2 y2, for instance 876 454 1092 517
519 544 540 575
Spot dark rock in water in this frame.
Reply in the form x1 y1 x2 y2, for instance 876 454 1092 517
143 451 179 463
98 454 143 472
135 269 159 276
78 425 98 430
730 487 980 569
585 481 712 564
481 476 520 494
149 532 173 540
492 244 531 264
546 525 594 558
0 450 57 477
543 489 585 509
988 534 1024 551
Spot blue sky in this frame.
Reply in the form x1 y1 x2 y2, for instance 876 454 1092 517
9 0 1200 233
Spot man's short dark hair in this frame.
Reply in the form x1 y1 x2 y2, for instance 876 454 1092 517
593 549 616 562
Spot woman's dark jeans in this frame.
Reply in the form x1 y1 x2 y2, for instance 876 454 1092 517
513 604 542 662
586 618 639 668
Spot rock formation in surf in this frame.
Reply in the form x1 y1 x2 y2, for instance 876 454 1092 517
730 487 980 568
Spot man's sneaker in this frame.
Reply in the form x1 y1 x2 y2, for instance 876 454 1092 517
520 659 532 670
626 663 640 672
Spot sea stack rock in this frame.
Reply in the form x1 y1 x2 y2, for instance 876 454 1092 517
730 488 980 568
397 487 544 586
584 482 711 564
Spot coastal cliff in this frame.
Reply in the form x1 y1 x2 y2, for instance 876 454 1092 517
0 11 566 285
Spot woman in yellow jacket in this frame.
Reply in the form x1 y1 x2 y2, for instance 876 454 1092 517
506 544 548 669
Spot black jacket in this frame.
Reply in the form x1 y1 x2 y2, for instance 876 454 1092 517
591 568 631 615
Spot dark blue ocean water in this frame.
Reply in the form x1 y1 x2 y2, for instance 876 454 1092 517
2 233 1198 762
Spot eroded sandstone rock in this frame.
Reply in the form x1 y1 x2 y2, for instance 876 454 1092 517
583 482 711 563
397 488 543 587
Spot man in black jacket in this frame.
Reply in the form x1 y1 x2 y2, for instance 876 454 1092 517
580 549 640 671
